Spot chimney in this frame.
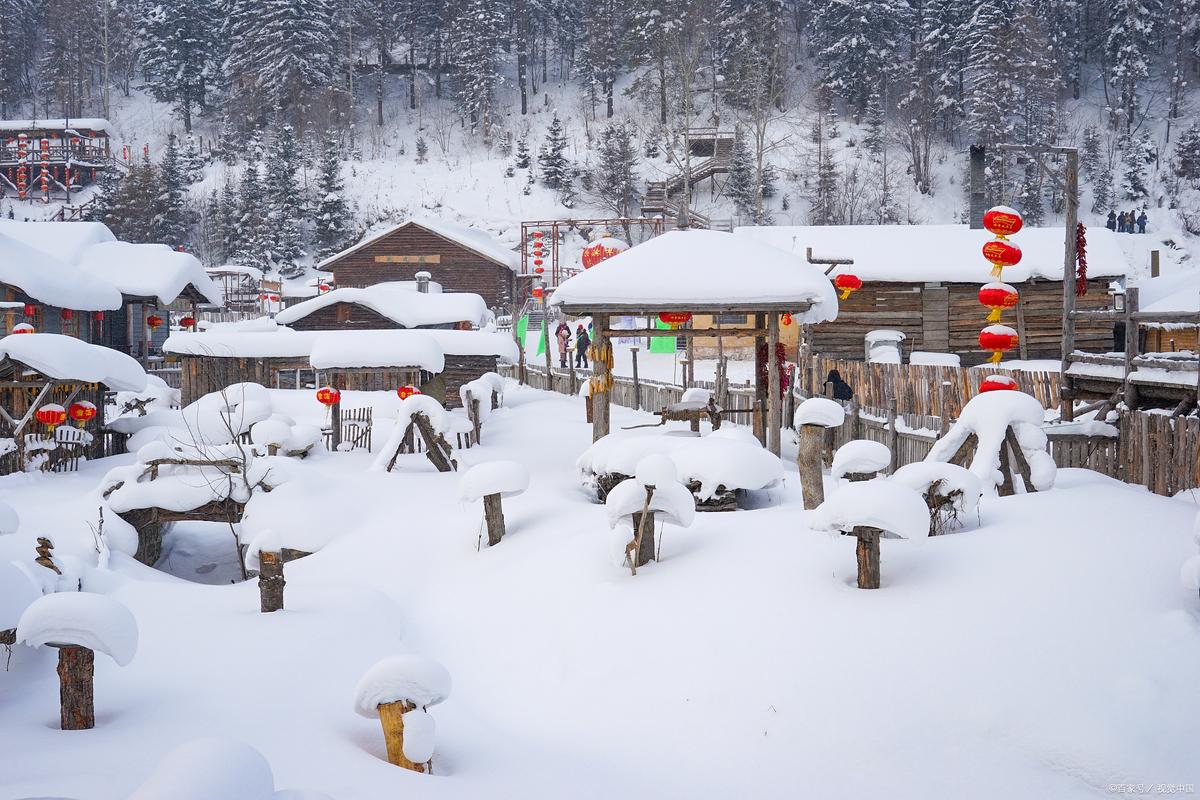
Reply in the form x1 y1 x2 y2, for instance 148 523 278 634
415 271 431 293
969 144 987 229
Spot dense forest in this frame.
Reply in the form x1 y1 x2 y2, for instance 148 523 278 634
2 0 1199 276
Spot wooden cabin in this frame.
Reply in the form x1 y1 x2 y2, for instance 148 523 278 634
1132 269 1200 354
317 219 519 309
0 118 114 199
205 265 264 313
729 225 1129 366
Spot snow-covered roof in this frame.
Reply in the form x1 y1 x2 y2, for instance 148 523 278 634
1134 269 1200 316
549 230 839 320
77 241 223 305
0 333 148 391
0 118 114 136
206 264 265 280
0 231 123 311
734 224 1129 283
417 329 519 363
317 218 519 271
275 282 490 328
0 220 115 264
308 331 445 372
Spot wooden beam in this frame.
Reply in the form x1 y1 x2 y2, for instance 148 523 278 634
604 327 770 338
556 301 814 316
590 314 611 442
766 313 781 456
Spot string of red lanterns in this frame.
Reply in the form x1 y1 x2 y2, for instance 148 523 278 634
581 236 629 269
978 206 1023 365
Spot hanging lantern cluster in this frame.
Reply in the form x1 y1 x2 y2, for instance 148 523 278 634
978 206 1023 364
528 230 547 273
581 236 629 269
315 386 340 406
833 273 862 301
60 309 73 321
68 401 97 426
36 403 67 430
658 312 692 329
396 385 421 400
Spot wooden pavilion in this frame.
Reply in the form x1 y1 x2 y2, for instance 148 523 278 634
548 230 838 455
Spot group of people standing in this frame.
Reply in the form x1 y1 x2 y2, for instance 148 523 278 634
555 321 591 368
1106 209 1149 234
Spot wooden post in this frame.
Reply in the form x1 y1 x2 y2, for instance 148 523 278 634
1015 291 1029 361
1060 149 1079 421
630 510 656 568
797 424 826 509
57 645 95 730
1150 249 1160 278
470 396 482 444
377 699 426 772
258 550 284 612
685 320 695 388
886 397 898 474
542 312 552 384
630 346 641 411
784 364 796 431
1123 287 1140 410
754 313 767 447
752 399 765 445
854 527 881 589
590 315 611 442
766 312 781 456
482 493 505 546
936 375 949 435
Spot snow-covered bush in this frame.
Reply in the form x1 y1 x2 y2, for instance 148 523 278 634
354 654 451 772
891 462 983 535
372 394 457 473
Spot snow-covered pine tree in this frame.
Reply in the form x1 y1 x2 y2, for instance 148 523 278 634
514 136 531 169
716 0 785 113
264 122 305 275
84 164 120 226
727 125 757 221
1118 130 1153 199
141 0 217 132
220 176 241 262
1104 0 1161 132
962 0 1021 204
315 132 353 258
235 139 269 269
153 134 189 248
1017 162 1045 225
1174 124 1200 184
863 93 885 158
451 0 505 140
200 189 226 265
103 155 160 243
416 137 428 164
539 114 571 190
590 120 640 217
182 133 205 183
579 0 628 118
1091 161 1116 214
812 0 911 117
898 0 966 193
1081 126 1102 183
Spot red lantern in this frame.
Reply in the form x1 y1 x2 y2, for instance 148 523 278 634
781 313 793 326
977 282 1019 322
532 286 544 299
982 239 1022 277
35 403 67 430
983 206 1023 238
533 258 544 267
23 303 36 317
93 311 104 322
532 231 544 239
269 294 280 302
68 400 97 426
658 312 692 328
833 273 863 301
179 316 196 329
146 314 164 330
979 324 1019 364
60 309 73 321
582 238 629 269
979 375 1018 393
396 385 421 400
534 266 545 274
11 323 35 334
259 293 268 301
316 386 340 406
319 283 331 293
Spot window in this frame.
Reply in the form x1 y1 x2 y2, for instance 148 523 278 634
715 313 747 325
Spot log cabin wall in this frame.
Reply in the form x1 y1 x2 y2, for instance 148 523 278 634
1143 326 1199 353
179 355 292 406
326 224 515 309
441 355 500 409
286 303 404 331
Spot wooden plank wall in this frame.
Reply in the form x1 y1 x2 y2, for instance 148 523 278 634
326 223 515 308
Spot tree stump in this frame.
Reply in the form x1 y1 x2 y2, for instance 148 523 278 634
57 645 95 730
630 510 656 568
482 493 506 546
797 424 825 510
854 527 882 589
378 699 426 772
258 551 285 612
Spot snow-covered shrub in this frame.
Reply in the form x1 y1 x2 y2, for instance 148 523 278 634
891 462 983 535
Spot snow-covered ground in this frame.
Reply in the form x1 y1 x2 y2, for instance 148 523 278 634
2 381 1198 798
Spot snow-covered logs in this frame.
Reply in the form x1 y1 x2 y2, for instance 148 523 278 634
794 398 845 509
979 206 1024 363
372 395 457 473
605 455 695 572
811 481 929 589
924 390 1055 496
354 655 451 772
458 460 530 546
16 591 138 729
831 439 891 482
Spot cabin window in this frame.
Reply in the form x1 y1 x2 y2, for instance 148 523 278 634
336 304 352 324
715 313 748 325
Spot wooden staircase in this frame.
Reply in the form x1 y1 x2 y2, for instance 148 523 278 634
641 128 734 232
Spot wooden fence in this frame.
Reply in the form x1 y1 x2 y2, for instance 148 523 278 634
508 364 760 416
323 407 373 452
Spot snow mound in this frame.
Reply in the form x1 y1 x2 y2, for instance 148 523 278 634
634 453 678 487
670 436 783 499
910 351 961 367
275 282 490 329
458 461 530 501
810 481 930 540
577 432 693 477
1181 555 1200 591
680 387 711 404
0 499 19 534
794 397 845 428
251 419 291 450
401 707 437 764
891 462 983 521
354 654 451 716
605 476 696 529
925 391 1056 493
128 737 276 800
0 561 42 631
240 473 344 563
17 591 138 665
831 440 891 479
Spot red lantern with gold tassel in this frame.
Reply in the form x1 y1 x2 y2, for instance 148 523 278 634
979 325 1019 364
36 404 68 430
833 273 862 301
983 206 1024 238
978 282 1019 323
658 312 692 329
68 401 97 426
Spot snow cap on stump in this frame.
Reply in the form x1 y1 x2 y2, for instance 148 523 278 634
831 439 891 480
811 482 930 540
16 591 138 665
457 460 530 503
354 654 452 717
794 397 846 428
605 456 696 529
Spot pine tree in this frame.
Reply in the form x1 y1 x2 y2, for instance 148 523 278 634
1119 130 1153 199
1174 124 1200 184
314 132 352 258
1017 163 1045 224
1105 0 1161 132
727 126 757 220
812 0 912 116
863 92 885 158
104 155 160 243
579 0 628 118
1081 126 1102 183
514 136 531 169
153 134 188 247
141 0 217 132
716 0 785 112
1091 162 1116 214
264 122 305 275
201 189 226 265
590 120 640 217
451 0 505 140
220 177 241 262
539 114 571 190
235 138 269 269
963 0 1021 203
416 137 428 164
182 133 205 183
84 165 120 226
